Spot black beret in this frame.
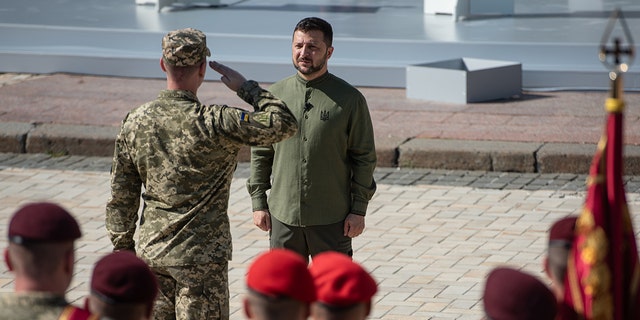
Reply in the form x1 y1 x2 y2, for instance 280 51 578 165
91 251 158 306
8 202 81 244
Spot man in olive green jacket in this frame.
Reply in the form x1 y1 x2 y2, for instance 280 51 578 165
247 17 377 262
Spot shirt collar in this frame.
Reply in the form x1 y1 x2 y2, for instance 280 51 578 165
295 72 331 87
158 89 200 103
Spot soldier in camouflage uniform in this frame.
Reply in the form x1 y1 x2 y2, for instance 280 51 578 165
1 202 98 320
105 28 298 320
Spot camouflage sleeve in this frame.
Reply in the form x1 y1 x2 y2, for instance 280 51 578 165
105 124 141 252
214 80 298 146
246 144 274 211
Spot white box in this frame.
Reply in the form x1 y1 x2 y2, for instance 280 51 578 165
136 0 221 12
406 57 521 104
423 0 457 15
424 0 514 21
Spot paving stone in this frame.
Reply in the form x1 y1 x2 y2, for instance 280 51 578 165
0 154 639 319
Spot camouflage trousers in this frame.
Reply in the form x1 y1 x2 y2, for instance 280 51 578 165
151 261 229 320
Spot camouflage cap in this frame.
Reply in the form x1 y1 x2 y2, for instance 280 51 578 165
162 28 211 67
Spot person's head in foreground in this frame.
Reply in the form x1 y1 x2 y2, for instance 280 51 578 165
482 266 557 320
244 248 316 320
87 251 158 320
308 251 378 320
4 202 82 295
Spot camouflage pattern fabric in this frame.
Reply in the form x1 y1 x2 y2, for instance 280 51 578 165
162 28 211 67
0 292 74 320
152 262 229 320
106 79 297 267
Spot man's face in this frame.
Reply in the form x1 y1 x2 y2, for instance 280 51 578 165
292 29 333 80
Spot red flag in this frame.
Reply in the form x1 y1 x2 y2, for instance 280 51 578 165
564 98 640 319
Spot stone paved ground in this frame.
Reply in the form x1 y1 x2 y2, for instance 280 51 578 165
1 153 640 319
4 73 640 174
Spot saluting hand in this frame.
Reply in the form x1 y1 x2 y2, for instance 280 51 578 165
209 61 247 92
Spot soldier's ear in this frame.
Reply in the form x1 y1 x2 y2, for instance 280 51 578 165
160 58 168 73
83 297 90 311
543 257 551 278
199 61 207 77
242 297 253 318
4 248 13 271
365 301 372 316
63 248 74 276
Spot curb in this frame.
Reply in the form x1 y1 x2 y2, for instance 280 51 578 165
3 122 640 175
1 122 118 157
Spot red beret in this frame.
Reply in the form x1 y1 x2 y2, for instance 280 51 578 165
8 202 81 244
483 267 557 320
309 251 378 307
246 249 316 303
549 216 577 246
91 251 158 306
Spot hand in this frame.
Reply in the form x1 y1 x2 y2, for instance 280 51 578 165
253 209 271 232
344 213 365 238
209 61 247 92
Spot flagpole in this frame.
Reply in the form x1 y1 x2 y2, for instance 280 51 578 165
563 8 640 320
599 9 638 320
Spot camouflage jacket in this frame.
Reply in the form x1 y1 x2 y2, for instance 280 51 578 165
106 80 298 266
0 292 96 320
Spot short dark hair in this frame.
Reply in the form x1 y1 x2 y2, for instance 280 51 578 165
246 289 308 320
294 17 333 47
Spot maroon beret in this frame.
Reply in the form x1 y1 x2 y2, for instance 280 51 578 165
246 249 316 303
8 202 81 244
483 267 557 320
91 251 158 306
309 251 378 307
549 216 577 247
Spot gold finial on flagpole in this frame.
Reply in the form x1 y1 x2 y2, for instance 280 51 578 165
599 9 634 101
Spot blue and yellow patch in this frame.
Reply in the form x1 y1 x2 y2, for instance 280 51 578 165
240 112 250 123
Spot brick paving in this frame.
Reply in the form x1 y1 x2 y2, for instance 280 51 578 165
1 154 640 319
2 5 640 317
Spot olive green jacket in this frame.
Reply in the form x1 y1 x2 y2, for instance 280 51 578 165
247 72 377 226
